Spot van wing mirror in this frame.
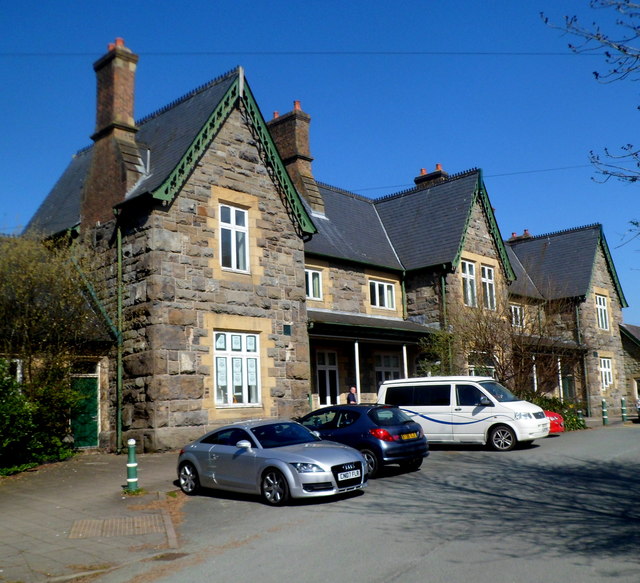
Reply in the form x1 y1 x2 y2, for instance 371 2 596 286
479 396 493 407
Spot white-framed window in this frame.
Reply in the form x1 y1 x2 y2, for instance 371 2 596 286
374 353 402 386
481 265 496 310
9 359 23 382
468 352 495 378
369 280 395 309
214 332 260 406
220 204 249 272
510 304 524 328
596 294 609 331
599 357 613 390
305 269 322 300
461 260 477 307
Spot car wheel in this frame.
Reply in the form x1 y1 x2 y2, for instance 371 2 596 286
400 456 423 472
178 461 200 495
360 449 380 478
261 468 290 506
489 425 516 451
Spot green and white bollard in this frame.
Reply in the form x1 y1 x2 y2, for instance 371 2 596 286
621 397 627 422
601 399 608 426
127 438 138 492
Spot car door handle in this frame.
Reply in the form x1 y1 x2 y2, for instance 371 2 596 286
454 408 462 411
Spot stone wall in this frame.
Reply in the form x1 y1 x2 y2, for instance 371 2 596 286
579 246 626 417
94 106 310 451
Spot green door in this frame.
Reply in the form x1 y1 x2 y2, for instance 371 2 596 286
71 376 99 447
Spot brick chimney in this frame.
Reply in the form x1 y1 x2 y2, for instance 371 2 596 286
81 38 144 228
266 101 324 213
414 164 449 189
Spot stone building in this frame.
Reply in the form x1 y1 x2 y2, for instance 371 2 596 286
26 39 637 451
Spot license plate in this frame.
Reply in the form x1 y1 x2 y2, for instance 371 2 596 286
338 469 361 481
401 432 418 440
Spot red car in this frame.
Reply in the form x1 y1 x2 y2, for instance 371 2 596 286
544 410 565 434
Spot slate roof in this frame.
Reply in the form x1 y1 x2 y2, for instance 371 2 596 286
375 170 479 271
25 147 92 236
305 169 483 272
26 69 240 236
620 323 640 347
505 245 543 300
506 224 626 304
304 184 403 270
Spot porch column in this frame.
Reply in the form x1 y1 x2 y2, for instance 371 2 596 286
402 344 408 378
557 357 563 401
354 340 361 400
532 355 538 392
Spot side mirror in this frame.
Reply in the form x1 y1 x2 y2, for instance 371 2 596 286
478 396 493 407
311 430 321 439
236 440 252 449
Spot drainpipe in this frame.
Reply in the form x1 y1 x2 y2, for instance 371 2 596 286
441 273 451 373
401 271 407 319
116 223 124 453
576 302 591 417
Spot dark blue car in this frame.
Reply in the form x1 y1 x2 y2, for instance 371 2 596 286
298 404 428 478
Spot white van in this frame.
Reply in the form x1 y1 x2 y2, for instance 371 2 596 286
377 376 549 451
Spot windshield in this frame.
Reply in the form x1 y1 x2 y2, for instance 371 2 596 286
479 381 520 403
250 422 319 449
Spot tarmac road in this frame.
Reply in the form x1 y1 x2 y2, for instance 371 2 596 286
1 419 639 583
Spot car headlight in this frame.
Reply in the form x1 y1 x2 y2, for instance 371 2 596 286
514 412 533 420
290 462 324 473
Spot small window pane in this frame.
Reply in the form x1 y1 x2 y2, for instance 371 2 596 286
220 205 231 223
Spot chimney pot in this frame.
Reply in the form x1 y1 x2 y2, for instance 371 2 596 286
414 163 449 188
294 100 301 111
524 229 530 236
273 111 279 119
115 37 125 47
512 232 517 238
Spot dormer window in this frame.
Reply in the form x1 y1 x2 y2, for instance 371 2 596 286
305 269 322 300
510 304 524 328
370 280 395 310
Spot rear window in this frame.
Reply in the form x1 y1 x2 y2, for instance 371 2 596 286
369 407 412 426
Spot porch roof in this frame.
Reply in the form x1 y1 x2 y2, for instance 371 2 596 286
307 309 435 343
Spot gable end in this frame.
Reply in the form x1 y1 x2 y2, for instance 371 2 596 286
453 169 515 281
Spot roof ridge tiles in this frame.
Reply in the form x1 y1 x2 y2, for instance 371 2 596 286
374 167 480 202
135 66 240 126
509 223 602 244
315 181 374 202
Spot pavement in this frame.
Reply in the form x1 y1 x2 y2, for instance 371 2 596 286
0 415 636 583
0 449 182 583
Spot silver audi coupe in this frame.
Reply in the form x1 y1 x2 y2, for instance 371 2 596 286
177 419 367 505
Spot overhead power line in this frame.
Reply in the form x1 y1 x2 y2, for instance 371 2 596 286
0 50 605 58
350 163 607 194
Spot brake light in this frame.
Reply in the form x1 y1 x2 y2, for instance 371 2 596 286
369 428 399 442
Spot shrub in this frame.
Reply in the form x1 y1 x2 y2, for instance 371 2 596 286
516 391 587 431
0 360 77 474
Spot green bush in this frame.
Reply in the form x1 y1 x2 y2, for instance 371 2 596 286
0 360 77 474
516 391 587 431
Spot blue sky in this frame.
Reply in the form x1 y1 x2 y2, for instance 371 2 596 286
1 1 639 322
